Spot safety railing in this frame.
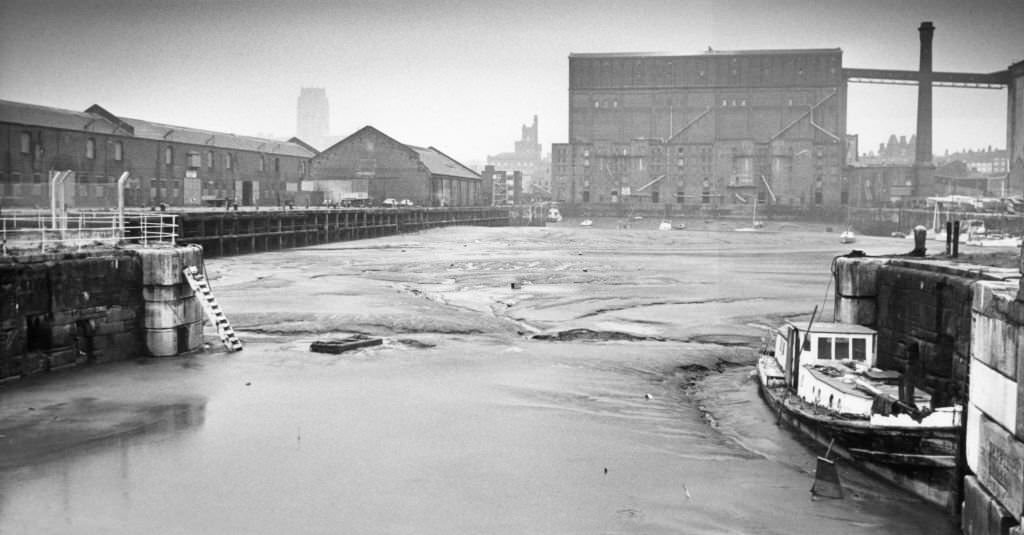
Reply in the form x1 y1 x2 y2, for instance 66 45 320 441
1 211 178 253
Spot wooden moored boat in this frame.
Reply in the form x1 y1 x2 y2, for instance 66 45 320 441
756 320 961 510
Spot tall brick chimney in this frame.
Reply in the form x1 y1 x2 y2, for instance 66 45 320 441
914 22 935 190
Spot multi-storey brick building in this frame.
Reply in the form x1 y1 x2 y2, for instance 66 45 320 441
487 115 550 199
308 126 481 206
552 49 847 210
1 100 315 209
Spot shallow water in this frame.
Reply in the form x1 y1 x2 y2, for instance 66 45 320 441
0 222 959 534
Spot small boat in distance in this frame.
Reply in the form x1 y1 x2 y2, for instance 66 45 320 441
579 218 593 227
756 319 960 510
658 220 672 231
839 229 856 244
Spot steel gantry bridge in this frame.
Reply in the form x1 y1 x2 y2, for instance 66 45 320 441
843 68 1010 90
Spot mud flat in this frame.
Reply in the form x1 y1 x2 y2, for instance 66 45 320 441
0 223 959 534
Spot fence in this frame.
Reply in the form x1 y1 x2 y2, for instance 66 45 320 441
1 211 178 253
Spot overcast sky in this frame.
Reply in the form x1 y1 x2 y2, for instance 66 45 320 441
1 0 1021 163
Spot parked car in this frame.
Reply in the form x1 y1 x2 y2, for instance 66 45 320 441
399 199 414 207
382 198 398 207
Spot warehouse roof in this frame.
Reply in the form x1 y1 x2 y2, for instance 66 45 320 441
408 145 480 180
0 99 315 158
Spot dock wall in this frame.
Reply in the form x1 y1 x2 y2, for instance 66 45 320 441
963 280 1023 535
0 246 207 381
835 253 1023 532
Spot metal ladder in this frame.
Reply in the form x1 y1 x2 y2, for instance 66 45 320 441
182 266 243 352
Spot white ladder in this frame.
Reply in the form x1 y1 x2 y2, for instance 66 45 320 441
182 266 243 352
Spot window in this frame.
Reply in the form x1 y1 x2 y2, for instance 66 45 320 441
258 156 265 172
676 191 685 204
817 337 832 360
274 157 280 173
164 146 173 165
582 191 590 202
85 138 95 159
114 141 123 161
188 152 201 168
834 337 850 360
651 191 659 203
224 153 232 169
20 132 31 154
207 151 214 170
852 338 866 361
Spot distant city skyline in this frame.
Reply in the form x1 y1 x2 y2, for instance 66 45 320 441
1 0 1021 164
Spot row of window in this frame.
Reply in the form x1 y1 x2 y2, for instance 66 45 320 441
18 132 305 175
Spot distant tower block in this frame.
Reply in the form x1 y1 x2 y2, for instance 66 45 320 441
297 87 329 148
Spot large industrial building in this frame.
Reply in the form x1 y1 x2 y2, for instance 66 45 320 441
552 48 847 210
0 100 315 209
553 24 1024 211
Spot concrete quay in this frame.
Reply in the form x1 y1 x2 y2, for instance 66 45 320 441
835 251 1024 533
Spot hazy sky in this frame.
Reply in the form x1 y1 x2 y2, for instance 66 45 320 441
1 0 1021 163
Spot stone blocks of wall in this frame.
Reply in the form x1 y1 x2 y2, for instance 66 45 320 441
136 245 204 357
964 280 1023 532
0 252 144 380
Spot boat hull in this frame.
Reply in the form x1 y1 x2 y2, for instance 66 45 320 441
757 358 960 510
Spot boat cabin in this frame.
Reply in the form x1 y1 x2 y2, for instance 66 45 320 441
772 321 878 371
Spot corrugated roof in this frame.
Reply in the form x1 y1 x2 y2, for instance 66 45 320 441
407 145 479 180
0 99 314 158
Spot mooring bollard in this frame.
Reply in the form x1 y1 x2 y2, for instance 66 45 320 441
912 225 927 256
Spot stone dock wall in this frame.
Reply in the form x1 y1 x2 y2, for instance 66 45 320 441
835 254 1024 533
0 245 205 382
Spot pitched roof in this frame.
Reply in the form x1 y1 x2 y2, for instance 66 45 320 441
322 126 478 180
0 99 121 134
407 145 479 180
0 99 314 158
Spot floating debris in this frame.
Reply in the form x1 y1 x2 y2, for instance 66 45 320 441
310 334 383 354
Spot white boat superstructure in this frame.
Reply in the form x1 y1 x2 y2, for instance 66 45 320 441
761 321 959 427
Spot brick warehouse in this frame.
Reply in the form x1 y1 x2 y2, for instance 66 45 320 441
308 126 481 207
552 49 847 210
0 100 315 209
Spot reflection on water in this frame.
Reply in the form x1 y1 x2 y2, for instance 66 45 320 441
0 398 206 532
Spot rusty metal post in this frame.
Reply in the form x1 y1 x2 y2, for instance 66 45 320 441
1018 243 1024 301
945 221 952 255
952 221 960 258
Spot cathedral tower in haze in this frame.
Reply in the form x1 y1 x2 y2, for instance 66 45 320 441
297 87 329 149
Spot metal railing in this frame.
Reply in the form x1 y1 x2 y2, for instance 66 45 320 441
1 210 178 253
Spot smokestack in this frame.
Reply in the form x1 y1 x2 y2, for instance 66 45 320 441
915 22 934 167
